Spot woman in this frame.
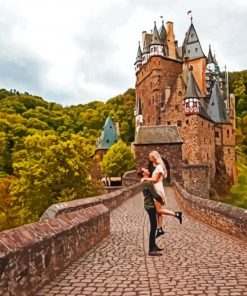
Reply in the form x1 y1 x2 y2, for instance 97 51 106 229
144 150 182 237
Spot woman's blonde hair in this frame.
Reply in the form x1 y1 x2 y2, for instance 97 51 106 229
149 150 167 172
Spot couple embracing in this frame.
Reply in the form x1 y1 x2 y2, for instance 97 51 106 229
137 151 182 256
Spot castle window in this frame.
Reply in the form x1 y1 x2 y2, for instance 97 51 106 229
195 48 198 52
228 148 231 154
202 121 204 126
148 115 150 123
204 138 206 144
175 105 179 111
188 50 190 54
207 153 209 161
178 91 182 96
177 121 182 127
167 121 171 125
215 131 219 138
106 139 109 143
227 130 230 137
210 139 211 144
186 120 189 125
150 82 152 88
153 117 155 123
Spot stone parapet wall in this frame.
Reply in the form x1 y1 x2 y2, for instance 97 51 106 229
182 164 210 198
41 183 141 220
173 181 247 242
0 183 141 296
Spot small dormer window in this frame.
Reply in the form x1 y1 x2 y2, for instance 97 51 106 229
191 33 194 38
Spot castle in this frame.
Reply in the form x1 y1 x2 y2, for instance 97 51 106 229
133 17 237 192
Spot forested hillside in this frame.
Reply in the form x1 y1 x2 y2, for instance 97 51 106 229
227 70 247 208
0 69 247 230
0 88 135 230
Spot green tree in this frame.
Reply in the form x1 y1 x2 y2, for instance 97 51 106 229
7 133 103 227
100 140 135 178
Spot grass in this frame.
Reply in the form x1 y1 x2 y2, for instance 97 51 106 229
225 161 247 209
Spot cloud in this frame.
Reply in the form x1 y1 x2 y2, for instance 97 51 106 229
0 0 246 105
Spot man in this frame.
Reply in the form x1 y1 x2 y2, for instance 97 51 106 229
137 167 164 256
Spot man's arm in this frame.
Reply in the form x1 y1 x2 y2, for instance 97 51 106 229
146 182 164 205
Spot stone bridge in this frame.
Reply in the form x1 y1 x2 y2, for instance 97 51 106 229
1 182 247 296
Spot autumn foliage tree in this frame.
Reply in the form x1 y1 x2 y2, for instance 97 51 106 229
100 140 135 179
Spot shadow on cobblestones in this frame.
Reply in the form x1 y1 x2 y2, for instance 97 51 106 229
36 186 247 296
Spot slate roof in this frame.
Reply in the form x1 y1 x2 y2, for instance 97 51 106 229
150 21 162 46
135 42 142 63
182 23 205 60
159 20 167 43
96 117 119 150
207 82 229 123
185 69 202 98
134 125 183 145
207 45 214 64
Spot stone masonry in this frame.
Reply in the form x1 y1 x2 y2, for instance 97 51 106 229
36 188 247 296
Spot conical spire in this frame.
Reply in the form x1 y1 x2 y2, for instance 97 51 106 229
185 69 202 98
151 21 162 45
207 81 229 123
97 117 118 149
135 42 142 63
182 22 205 60
207 45 214 64
159 20 167 42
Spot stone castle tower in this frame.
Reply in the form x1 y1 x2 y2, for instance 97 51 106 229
133 18 237 192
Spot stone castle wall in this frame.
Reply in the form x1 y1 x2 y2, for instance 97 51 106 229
134 143 183 184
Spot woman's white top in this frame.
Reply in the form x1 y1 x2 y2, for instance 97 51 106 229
152 164 167 205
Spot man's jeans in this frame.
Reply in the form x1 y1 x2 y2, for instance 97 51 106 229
145 207 157 252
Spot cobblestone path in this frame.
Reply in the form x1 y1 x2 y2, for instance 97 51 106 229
36 187 247 296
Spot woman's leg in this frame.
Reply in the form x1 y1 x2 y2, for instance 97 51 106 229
155 201 183 224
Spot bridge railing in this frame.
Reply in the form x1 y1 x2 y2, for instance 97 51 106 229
0 183 141 296
173 181 247 242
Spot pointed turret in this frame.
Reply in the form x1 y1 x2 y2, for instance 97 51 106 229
207 81 229 123
185 69 202 99
96 117 119 150
207 45 214 65
150 21 164 57
142 36 151 64
134 42 142 73
184 69 201 115
150 21 162 45
159 20 167 43
182 22 205 61
159 20 167 56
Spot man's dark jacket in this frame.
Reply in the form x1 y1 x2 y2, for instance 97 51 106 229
141 180 164 209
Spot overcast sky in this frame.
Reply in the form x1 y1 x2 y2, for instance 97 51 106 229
0 0 246 106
